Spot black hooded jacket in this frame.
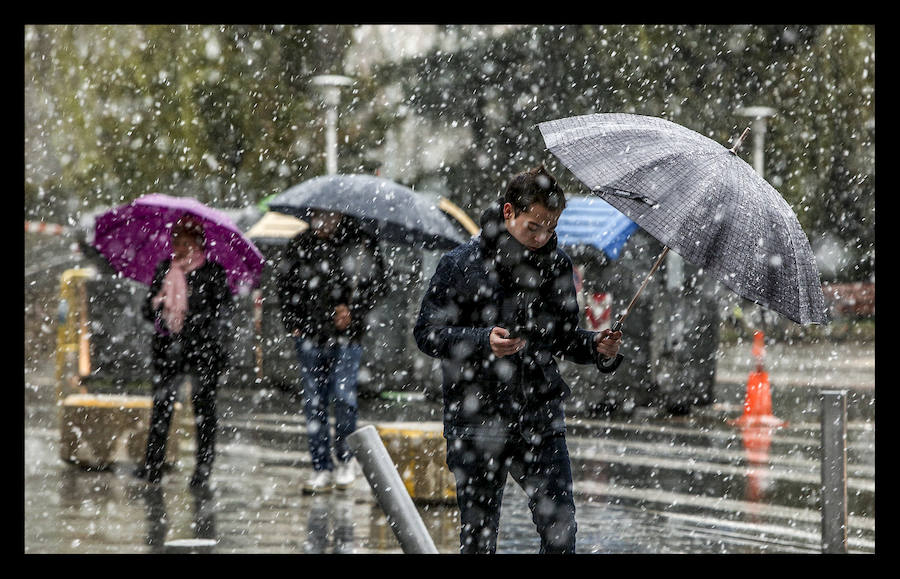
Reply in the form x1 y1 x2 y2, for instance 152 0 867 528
414 204 614 441
276 220 385 345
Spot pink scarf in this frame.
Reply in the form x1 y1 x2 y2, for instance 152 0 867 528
153 252 206 335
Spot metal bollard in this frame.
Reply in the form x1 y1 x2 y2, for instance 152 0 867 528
820 390 849 554
347 425 439 554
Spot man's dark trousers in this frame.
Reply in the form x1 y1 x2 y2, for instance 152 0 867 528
445 431 577 554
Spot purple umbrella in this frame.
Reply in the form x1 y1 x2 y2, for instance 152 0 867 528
92 193 265 296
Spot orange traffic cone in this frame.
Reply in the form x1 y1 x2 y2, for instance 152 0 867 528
729 331 787 427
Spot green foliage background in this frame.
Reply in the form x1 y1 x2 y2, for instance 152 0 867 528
24 24 874 281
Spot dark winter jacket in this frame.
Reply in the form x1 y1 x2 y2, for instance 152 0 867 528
414 204 614 441
276 222 386 345
142 258 233 375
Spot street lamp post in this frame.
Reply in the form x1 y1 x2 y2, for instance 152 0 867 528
311 74 354 175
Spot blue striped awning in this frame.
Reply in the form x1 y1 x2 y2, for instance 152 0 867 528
556 196 639 260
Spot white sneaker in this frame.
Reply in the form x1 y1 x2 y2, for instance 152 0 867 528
303 470 334 494
334 461 356 490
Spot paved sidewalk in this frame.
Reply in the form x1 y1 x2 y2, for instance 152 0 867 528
24 337 876 554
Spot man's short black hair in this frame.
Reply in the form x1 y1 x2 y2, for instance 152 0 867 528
503 165 566 215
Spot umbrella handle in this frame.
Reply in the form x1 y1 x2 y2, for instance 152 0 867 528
597 319 625 372
597 353 624 373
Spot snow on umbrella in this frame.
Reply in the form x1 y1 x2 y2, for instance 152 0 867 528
92 193 265 296
267 174 467 250
539 113 828 326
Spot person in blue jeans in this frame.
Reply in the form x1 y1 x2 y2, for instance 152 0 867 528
294 339 362 475
414 166 622 553
277 210 385 493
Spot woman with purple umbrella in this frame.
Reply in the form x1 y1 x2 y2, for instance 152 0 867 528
132 214 234 488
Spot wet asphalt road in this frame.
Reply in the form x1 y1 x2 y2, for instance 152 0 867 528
24 342 875 555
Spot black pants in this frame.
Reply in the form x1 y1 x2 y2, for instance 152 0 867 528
140 360 220 481
445 432 577 554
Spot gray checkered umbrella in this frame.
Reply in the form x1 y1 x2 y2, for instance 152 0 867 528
539 113 828 326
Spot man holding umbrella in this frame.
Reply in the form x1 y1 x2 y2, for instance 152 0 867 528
414 165 622 553
276 209 386 493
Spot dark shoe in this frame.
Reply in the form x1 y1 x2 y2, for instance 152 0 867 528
190 465 212 488
133 465 162 484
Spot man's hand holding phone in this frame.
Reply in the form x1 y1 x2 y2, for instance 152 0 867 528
490 326 526 358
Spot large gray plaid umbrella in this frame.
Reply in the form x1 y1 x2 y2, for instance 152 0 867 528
539 113 828 326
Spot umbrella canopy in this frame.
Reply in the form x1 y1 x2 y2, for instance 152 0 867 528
539 113 827 325
555 196 639 260
92 193 265 296
267 174 467 250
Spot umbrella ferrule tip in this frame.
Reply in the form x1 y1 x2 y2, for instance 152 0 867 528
729 126 752 153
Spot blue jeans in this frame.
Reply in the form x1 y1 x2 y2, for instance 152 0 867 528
295 339 362 472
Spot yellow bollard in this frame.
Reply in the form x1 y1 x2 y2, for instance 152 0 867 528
59 393 185 468
55 269 95 401
53 268 189 468
374 422 456 504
